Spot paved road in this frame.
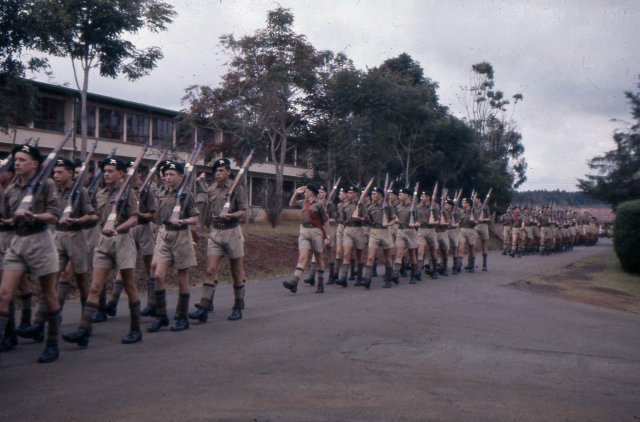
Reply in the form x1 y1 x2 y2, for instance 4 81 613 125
1 240 639 421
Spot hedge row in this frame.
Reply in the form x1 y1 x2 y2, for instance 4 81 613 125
613 199 640 274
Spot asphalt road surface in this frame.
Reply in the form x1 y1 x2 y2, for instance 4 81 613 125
1 240 639 421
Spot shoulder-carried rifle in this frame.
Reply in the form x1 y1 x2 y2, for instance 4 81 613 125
439 187 448 225
352 177 374 218
88 147 117 201
62 141 98 220
327 176 342 205
428 182 438 225
480 188 492 220
102 145 147 233
139 148 169 200
408 181 420 227
168 143 203 222
15 130 73 218
220 148 255 217
381 173 390 226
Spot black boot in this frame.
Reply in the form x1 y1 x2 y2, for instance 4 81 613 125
37 345 59 363
16 322 45 342
440 258 449 276
335 277 348 288
147 315 169 333
482 254 488 271
105 300 118 317
92 309 107 323
0 333 17 352
362 278 371 290
228 299 244 321
195 302 214 312
170 318 189 331
121 329 142 344
62 328 90 348
302 273 316 286
465 257 475 273
431 260 438 279
188 308 208 323
283 280 298 293
140 304 157 317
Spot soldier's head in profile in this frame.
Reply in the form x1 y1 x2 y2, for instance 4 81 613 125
420 191 430 205
53 158 75 187
399 188 411 203
347 186 359 201
371 187 384 203
99 157 127 186
212 157 231 183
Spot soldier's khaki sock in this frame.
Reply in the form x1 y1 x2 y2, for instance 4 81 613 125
79 301 98 331
129 301 141 331
46 309 62 347
155 290 167 317
111 280 124 304
293 267 304 283
177 293 190 318
33 295 48 325
147 278 156 306
20 294 32 326
57 282 71 309
363 265 372 279
199 282 216 309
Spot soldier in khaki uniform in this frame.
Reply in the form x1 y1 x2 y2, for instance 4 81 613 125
472 195 491 271
189 157 247 323
0 144 61 363
415 192 438 280
362 187 396 288
335 186 367 287
501 205 513 255
392 188 418 284
147 161 199 332
63 157 141 347
458 199 478 272
448 199 462 275
283 184 330 294
329 188 347 285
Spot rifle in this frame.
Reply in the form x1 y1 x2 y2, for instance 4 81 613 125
220 148 255 217
139 148 169 200
408 181 420 227
439 187 448 225
15 130 73 219
326 176 342 205
352 177 374 218
480 188 492 220
381 173 390 226
102 145 148 233
61 141 98 220
88 147 117 201
168 143 204 223
470 189 477 204
428 182 438 225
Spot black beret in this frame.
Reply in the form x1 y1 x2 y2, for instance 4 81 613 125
99 157 127 171
164 161 185 174
347 186 359 193
306 183 319 196
446 199 455 206
420 191 429 197
53 158 75 170
339 187 345 193
212 157 231 171
12 144 43 163
390 189 399 196
74 159 84 168
159 160 173 174
319 185 327 192
400 188 412 195
371 186 384 196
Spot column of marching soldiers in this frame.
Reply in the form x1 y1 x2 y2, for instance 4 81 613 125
0 134 600 364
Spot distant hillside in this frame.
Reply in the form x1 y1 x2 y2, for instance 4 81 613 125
512 190 606 206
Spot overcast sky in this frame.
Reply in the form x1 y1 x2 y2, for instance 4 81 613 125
32 0 640 191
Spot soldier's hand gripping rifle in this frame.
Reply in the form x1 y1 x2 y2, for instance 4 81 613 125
168 143 204 224
408 181 420 227
102 145 148 235
138 148 169 201
88 147 117 201
61 141 98 220
219 148 255 218
480 188 492 221
15 130 73 221
381 173 390 226
428 182 438 225
326 176 342 205
352 177 374 219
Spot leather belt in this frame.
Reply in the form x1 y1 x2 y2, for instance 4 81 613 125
163 223 188 232
211 220 239 230
15 223 48 237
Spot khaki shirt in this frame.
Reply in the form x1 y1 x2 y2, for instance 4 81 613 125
395 201 413 228
415 202 436 227
4 178 59 221
297 198 328 226
95 185 139 227
136 188 157 223
56 185 94 219
156 186 199 224
459 208 476 229
341 200 366 225
207 180 246 221
366 200 396 228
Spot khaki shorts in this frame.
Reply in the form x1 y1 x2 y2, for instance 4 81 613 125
93 232 137 270
511 227 521 243
327 224 337 248
417 227 437 249
56 230 90 274
0 231 15 271
448 228 460 249
460 228 477 247
540 226 551 242
132 222 156 256
343 226 366 250
436 230 450 251
524 226 533 240
532 225 541 239
475 223 490 241
569 226 576 237
207 225 244 259
388 224 398 243
154 226 197 269
298 226 324 254
336 224 345 245
395 228 418 249
3 230 59 277
83 224 102 264
368 228 393 250
502 226 511 243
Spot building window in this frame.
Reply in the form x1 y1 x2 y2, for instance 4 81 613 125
127 113 150 144
34 97 65 132
197 127 217 145
251 177 265 207
98 108 123 140
75 104 96 137
153 118 173 147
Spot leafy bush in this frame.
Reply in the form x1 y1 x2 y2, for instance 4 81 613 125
613 199 640 274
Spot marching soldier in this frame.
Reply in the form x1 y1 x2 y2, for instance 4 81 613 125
335 186 366 287
458 198 478 272
283 184 330 294
392 188 418 284
189 157 247 322
329 188 347 285
63 157 142 347
448 198 462 274
510 205 522 257
501 205 513 255
0 144 61 362
147 161 199 332
362 186 396 288
415 192 438 280
473 194 492 271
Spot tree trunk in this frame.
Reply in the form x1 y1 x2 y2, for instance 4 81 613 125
80 66 90 154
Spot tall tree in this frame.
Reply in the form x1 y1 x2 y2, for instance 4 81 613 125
578 77 640 208
39 0 175 153
459 62 527 189
184 7 324 226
